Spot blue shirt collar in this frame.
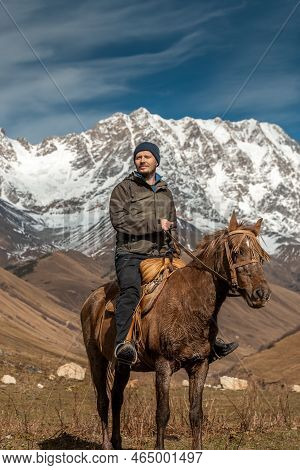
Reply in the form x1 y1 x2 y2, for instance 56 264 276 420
134 171 161 184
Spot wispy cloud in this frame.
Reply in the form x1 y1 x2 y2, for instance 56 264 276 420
0 0 298 142
194 71 300 117
0 29 212 139
183 1 300 132
1 0 239 141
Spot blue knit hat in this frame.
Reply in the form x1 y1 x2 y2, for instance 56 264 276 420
133 141 160 166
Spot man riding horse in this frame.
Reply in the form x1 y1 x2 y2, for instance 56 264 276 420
109 141 238 365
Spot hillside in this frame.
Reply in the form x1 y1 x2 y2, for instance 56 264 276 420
0 266 84 363
4 249 299 381
208 282 300 377
229 330 300 385
6 250 114 312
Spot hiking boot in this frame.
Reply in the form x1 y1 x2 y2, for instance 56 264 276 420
209 338 239 364
114 342 137 366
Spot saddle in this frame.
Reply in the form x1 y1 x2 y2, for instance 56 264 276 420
105 256 186 344
139 255 185 312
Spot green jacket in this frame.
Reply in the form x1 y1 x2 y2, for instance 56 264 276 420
109 171 178 255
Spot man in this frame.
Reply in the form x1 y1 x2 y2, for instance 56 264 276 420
109 141 238 365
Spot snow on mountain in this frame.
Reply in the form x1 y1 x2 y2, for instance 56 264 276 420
0 107 299 264
0 199 54 265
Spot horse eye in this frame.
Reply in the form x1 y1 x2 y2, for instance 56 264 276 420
232 252 238 263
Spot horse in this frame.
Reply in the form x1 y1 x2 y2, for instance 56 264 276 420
80 212 271 449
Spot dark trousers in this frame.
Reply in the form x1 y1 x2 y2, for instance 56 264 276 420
114 252 159 345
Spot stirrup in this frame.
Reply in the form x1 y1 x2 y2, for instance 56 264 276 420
114 341 138 366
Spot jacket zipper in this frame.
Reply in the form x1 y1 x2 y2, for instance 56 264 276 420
139 177 164 231
142 178 158 225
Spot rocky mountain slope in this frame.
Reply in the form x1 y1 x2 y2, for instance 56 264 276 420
0 108 299 272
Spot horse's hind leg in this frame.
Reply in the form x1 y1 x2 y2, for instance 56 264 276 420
155 357 173 450
87 344 112 450
111 363 131 450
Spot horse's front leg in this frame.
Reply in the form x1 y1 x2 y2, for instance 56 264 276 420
155 356 173 450
185 359 209 449
111 363 131 449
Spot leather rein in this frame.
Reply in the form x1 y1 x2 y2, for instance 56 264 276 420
166 229 261 290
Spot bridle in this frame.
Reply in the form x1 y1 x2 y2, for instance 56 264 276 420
223 230 262 289
165 229 264 290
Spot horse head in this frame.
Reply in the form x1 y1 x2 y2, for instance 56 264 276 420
224 211 271 308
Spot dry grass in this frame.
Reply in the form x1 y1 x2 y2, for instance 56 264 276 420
0 370 299 450
119 382 299 449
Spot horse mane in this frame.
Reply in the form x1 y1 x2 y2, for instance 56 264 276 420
193 222 270 271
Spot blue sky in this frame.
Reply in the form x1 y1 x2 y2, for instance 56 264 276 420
0 0 299 143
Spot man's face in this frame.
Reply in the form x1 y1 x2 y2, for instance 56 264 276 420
134 150 157 176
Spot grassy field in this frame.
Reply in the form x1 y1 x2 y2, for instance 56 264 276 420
0 352 299 450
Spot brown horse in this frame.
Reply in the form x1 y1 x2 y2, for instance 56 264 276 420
80 212 271 449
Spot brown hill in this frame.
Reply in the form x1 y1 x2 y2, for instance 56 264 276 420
208 282 300 377
264 257 300 293
228 330 300 384
6 250 114 312
0 266 84 363
3 251 300 382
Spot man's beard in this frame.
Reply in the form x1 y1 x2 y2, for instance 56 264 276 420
138 166 155 176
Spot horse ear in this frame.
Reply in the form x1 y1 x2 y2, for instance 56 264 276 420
228 210 238 232
253 218 263 235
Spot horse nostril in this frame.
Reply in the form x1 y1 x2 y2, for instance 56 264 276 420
253 287 271 302
253 288 262 300
253 287 269 300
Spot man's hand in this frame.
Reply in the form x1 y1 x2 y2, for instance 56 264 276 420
160 219 181 257
160 218 173 231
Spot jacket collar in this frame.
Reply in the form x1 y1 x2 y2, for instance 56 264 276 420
127 171 167 189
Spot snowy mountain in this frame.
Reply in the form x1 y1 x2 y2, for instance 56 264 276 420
0 199 54 266
0 108 299 266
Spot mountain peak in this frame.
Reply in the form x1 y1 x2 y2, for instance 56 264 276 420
129 107 151 117
0 110 299 267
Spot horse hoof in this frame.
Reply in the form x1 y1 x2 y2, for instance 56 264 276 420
111 439 122 450
101 442 114 450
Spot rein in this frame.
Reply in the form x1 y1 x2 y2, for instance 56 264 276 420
166 229 261 289
166 230 229 284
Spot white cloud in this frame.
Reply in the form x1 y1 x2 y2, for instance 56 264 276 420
0 0 240 141
4 0 297 142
